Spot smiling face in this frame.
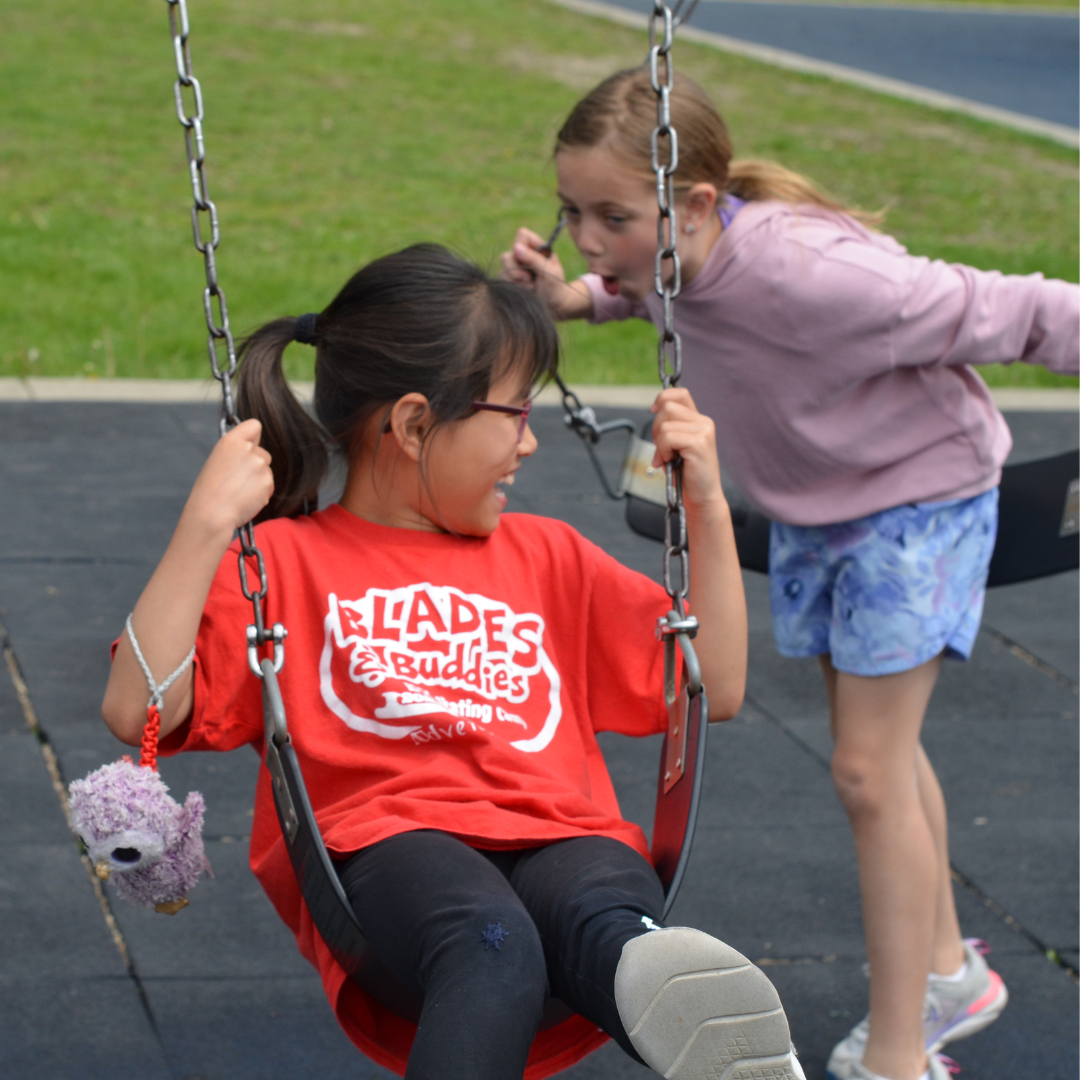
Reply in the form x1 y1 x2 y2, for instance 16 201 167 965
419 368 538 537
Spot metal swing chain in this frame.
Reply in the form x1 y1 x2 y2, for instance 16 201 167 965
535 217 637 499
165 0 285 676
649 2 695 630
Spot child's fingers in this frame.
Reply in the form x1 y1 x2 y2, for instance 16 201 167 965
512 242 563 279
187 420 275 532
651 423 724 509
650 401 723 500
229 417 263 445
651 419 714 464
649 386 697 414
515 226 546 249
500 228 561 277
499 249 539 285
650 389 706 445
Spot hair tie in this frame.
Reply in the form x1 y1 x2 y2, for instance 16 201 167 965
294 312 319 346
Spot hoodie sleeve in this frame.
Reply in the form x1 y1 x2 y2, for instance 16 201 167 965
893 261 1080 376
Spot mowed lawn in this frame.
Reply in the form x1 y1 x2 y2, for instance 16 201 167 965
1 0 1076 386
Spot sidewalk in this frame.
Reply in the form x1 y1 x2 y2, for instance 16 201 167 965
0 401 1075 1079
0 376 1076 411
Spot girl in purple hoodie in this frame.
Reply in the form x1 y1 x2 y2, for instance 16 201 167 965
503 67 1078 1080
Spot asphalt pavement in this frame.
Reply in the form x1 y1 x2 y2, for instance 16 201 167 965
603 0 1080 128
0 402 1076 1079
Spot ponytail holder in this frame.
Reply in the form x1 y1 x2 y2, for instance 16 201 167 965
294 313 319 346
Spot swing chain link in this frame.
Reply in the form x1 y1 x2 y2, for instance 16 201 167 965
551 372 635 500
649 1 692 622
166 0 240 429
164 0 284 673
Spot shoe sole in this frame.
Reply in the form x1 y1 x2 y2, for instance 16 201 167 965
616 927 798 1080
927 970 1009 1053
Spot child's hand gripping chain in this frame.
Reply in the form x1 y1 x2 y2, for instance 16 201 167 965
650 388 747 721
501 226 594 322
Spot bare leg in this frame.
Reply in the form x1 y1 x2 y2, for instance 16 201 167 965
821 654 943 1080
828 660 965 979
915 746 965 977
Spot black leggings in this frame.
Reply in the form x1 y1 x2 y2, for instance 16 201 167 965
336 831 666 1080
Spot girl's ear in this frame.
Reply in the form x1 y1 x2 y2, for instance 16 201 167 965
387 393 433 462
683 182 719 229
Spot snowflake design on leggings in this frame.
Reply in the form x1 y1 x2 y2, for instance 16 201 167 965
480 922 510 950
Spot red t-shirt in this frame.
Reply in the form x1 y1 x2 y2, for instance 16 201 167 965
162 504 671 1078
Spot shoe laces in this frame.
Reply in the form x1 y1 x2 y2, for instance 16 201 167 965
965 938 990 958
939 1054 961 1075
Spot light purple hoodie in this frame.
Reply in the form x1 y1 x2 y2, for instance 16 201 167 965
582 200 1079 526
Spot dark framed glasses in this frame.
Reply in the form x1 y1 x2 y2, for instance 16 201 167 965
470 398 533 442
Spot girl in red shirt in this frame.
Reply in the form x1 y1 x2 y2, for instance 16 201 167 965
101 244 804 1080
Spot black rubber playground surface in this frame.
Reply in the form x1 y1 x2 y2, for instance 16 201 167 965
0 401 1076 1080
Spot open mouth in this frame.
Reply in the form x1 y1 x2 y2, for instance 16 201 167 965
601 276 619 296
494 471 516 505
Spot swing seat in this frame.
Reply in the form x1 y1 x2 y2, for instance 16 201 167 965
258 653 709 1028
987 449 1079 587
627 450 1080 588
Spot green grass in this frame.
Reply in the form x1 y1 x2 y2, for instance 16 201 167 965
0 0 1076 388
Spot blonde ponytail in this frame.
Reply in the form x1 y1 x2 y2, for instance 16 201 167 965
727 159 882 225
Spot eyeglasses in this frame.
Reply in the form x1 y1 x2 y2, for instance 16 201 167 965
470 398 533 443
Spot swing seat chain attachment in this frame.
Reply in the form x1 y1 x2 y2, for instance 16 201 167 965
247 623 287 679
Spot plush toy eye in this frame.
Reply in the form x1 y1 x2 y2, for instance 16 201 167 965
111 847 142 864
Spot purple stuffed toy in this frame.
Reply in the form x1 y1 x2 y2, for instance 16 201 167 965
69 616 210 913
69 756 211 914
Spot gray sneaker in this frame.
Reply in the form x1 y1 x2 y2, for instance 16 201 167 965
615 926 806 1079
924 938 1008 1052
826 939 1007 1078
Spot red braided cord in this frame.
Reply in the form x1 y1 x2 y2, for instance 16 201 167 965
140 703 161 770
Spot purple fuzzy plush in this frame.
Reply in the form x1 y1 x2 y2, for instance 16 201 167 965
68 758 211 913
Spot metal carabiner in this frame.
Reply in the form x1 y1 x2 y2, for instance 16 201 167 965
247 622 287 679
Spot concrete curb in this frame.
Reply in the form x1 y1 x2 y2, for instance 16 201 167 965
541 0 1080 148
0 377 1075 410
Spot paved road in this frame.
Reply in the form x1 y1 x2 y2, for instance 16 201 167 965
606 0 1080 127
0 403 1075 1079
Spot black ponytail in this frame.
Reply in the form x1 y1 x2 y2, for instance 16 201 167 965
234 318 328 520
235 244 559 521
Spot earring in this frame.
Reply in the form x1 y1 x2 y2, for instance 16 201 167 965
684 222 697 234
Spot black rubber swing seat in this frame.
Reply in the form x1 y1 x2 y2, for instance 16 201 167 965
258 656 709 1028
627 449 1080 588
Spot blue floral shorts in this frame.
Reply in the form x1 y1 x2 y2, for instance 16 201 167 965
769 489 999 676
